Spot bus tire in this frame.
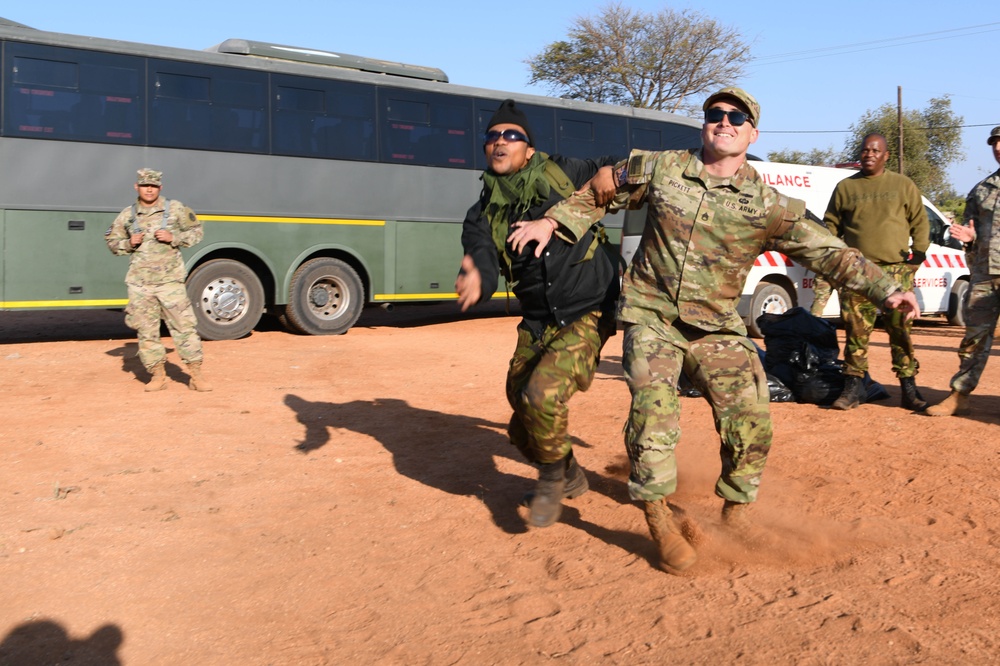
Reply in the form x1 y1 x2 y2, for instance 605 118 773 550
187 259 265 341
947 278 969 327
284 258 364 336
747 282 794 338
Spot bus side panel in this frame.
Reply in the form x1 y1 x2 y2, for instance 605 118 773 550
388 220 464 301
1 210 127 307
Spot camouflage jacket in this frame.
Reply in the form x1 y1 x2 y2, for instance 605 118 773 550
106 197 203 286
546 149 900 335
963 168 1000 281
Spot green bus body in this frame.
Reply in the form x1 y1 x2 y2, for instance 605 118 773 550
0 21 701 338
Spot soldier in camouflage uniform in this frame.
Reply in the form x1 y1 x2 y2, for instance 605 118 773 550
543 88 921 573
927 126 1000 417
455 100 619 528
823 134 931 411
106 168 211 392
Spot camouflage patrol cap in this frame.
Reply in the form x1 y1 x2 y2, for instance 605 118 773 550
988 126 1000 146
136 168 162 186
703 87 760 127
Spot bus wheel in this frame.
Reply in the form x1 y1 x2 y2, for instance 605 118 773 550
748 283 794 338
947 279 969 327
285 258 364 336
187 259 265 340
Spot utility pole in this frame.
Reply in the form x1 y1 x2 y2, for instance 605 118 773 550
897 86 904 175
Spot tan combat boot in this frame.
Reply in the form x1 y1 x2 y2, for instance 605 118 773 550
145 362 168 392
925 391 969 417
643 498 697 573
187 363 213 392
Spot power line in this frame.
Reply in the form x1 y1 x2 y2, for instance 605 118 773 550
751 22 1000 66
762 122 998 136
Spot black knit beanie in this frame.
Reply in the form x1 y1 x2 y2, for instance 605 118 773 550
486 99 535 146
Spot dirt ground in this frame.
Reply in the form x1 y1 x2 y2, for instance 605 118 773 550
1 304 999 665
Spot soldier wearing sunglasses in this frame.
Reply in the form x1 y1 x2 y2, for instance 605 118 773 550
455 99 620 529
543 87 920 574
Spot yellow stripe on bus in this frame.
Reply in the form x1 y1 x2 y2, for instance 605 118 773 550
199 215 385 226
1 299 128 308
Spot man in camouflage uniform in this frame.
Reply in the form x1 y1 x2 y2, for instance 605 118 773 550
824 133 931 411
106 168 211 392
455 99 619 528
927 126 1000 417
543 88 920 573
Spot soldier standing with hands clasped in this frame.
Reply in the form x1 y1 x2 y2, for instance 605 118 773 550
106 168 211 392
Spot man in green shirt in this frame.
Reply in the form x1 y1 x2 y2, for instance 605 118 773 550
823 134 930 411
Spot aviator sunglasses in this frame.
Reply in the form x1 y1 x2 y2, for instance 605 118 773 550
484 128 530 145
704 107 752 127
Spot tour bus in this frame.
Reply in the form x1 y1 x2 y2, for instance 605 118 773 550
0 18 702 339
620 160 968 338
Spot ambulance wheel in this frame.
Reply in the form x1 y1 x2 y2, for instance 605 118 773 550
947 279 969 327
748 283 794 338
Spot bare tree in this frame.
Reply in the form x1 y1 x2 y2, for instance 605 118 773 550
527 3 753 113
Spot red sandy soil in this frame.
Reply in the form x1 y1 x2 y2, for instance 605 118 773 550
1 305 998 665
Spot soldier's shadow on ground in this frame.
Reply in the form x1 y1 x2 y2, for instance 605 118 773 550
283 394 633 535
106 343 190 386
0 620 122 665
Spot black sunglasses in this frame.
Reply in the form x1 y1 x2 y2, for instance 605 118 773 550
484 129 530 145
705 107 752 127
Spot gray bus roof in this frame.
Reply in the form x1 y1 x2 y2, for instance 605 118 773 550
0 21 700 130
210 39 448 83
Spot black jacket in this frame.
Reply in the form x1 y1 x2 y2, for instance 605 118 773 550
461 154 619 330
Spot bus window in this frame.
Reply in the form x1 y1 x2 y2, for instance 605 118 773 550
379 89 473 168
556 110 627 159
4 42 142 144
149 59 266 153
273 75 376 161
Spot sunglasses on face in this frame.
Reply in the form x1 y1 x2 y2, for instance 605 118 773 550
484 129 530 145
704 107 752 127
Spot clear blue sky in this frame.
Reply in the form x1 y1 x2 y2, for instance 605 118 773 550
6 1 998 196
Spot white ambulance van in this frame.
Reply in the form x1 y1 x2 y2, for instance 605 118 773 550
619 161 969 338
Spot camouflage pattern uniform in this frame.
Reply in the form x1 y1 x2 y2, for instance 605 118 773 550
946 167 1000 394
106 174 204 371
546 149 900 504
824 170 930 380
462 153 618 466
839 262 919 378
810 274 833 316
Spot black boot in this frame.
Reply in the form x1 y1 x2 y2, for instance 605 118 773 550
900 377 928 411
563 451 590 499
832 375 865 410
527 457 567 528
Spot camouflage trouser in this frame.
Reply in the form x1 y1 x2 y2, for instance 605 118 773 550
505 311 608 465
949 277 1000 394
810 275 833 316
622 321 772 504
125 281 203 371
840 262 919 379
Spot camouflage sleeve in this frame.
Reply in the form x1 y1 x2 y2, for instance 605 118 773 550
105 207 134 256
171 202 204 248
768 197 900 305
547 149 653 234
